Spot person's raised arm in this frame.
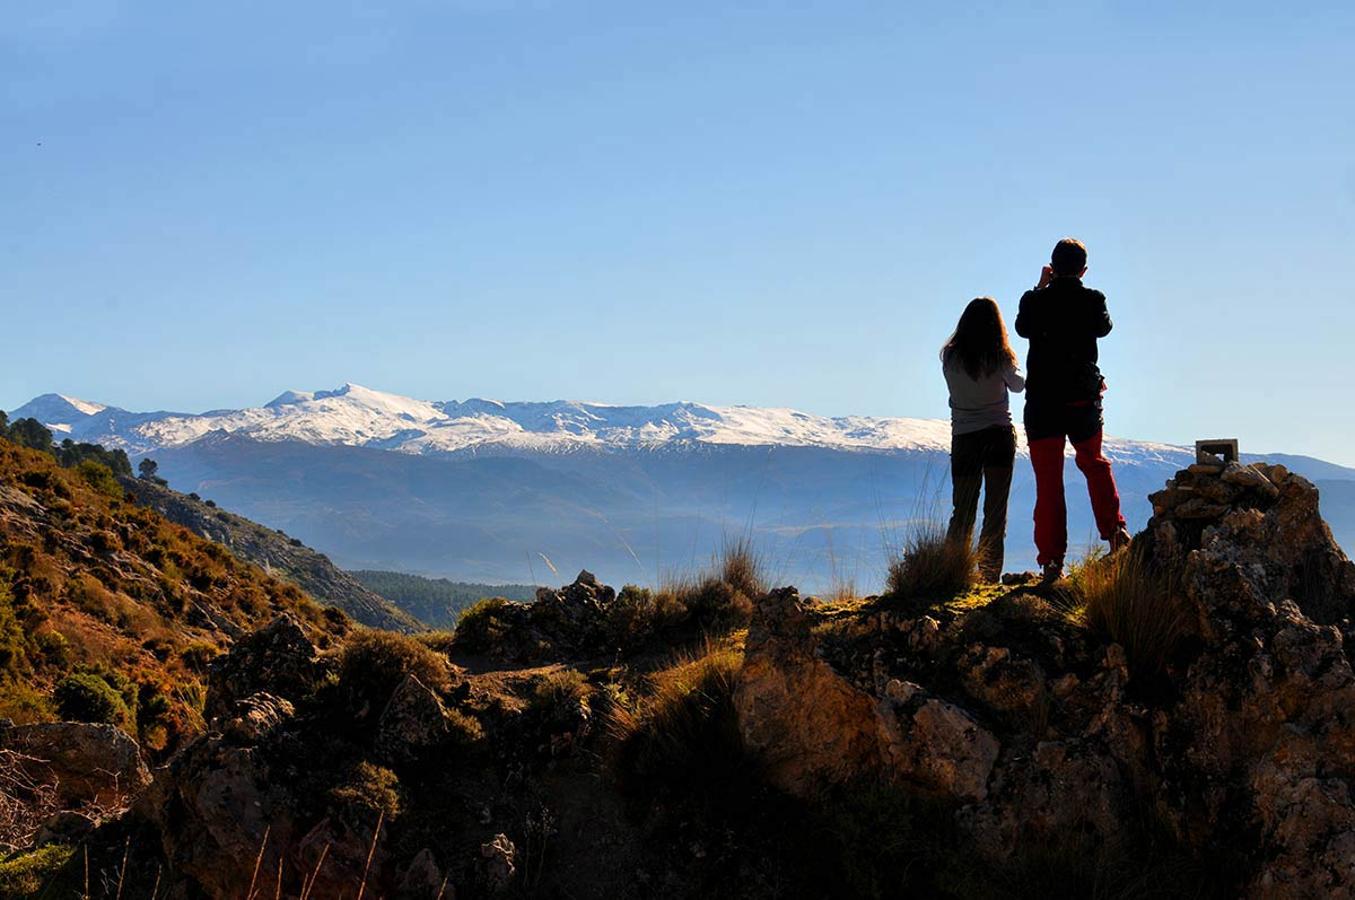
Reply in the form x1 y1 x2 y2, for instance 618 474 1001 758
1090 291 1113 337
1014 290 1036 338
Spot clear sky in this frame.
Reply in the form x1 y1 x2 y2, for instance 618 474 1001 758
3 2 1354 463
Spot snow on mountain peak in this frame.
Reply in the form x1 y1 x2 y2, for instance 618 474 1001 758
8 383 1195 468
8 393 108 424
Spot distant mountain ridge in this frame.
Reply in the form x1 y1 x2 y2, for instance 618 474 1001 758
12 383 1188 463
10 385 1354 589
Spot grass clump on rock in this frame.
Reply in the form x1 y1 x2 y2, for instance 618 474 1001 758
885 522 979 604
1069 546 1191 679
608 643 746 795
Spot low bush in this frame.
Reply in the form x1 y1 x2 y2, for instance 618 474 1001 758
451 597 512 653
330 760 403 826
53 672 129 726
75 460 123 499
0 844 75 896
337 629 449 716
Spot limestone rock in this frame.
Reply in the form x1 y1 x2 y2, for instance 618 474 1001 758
0 722 150 808
480 833 518 893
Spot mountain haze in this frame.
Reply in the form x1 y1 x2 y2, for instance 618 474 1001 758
12 385 1355 590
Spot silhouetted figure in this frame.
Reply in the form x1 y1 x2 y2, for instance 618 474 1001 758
942 297 1024 581
1015 238 1130 581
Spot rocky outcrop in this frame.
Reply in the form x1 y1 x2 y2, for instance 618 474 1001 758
375 674 454 764
458 570 621 662
736 461 1355 896
204 613 328 720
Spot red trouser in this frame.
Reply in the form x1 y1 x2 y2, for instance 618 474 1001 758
1028 429 1126 566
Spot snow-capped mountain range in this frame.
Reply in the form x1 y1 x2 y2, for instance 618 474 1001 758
11 383 1353 590
11 382 1190 465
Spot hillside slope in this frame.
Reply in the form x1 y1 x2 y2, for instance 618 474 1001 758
0 438 348 756
120 478 420 632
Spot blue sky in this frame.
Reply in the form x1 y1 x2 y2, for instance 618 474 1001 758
3 2 1354 463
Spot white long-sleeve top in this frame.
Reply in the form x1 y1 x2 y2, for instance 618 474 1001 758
942 354 1025 436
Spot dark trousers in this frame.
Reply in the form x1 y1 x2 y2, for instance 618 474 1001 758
947 425 1016 579
1025 400 1126 566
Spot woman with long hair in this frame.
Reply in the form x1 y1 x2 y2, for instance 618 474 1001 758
941 297 1024 580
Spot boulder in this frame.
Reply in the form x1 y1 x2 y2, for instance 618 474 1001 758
398 848 449 898
0 721 150 808
224 692 295 744
479 833 517 893
205 613 327 721
376 674 452 764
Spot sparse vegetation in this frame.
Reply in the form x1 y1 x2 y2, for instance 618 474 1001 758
885 521 979 603
0 436 344 756
1068 546 1191 679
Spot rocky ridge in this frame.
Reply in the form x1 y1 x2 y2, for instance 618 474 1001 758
9 456 1355 897
736 460 1355 896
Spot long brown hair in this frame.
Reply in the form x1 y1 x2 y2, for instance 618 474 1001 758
941 297 1017 380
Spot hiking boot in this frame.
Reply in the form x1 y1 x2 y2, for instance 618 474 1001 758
1109 525 1132 553
1040 560 1064 583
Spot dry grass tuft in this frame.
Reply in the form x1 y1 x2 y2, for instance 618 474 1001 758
885 521 979 603
608 643 745 794
1069 547 1191 678
716 536 766 602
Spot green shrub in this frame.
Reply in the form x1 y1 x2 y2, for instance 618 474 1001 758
0 843 75 896
451 597 512 653
337 629 449 716
330 760 402 825
53 672 129 726
75 460 123 499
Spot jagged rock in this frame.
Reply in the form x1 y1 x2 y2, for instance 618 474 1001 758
205 613 326 720
879 695 999 801
297 815 391 897
398 848 449 898
461 571 625 662
735 588 887 793
376 673 452 764
479 833 518 893
0 722 150 808
145 730 294 898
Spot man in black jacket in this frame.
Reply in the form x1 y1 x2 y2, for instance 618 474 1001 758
1015 238 1131 580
